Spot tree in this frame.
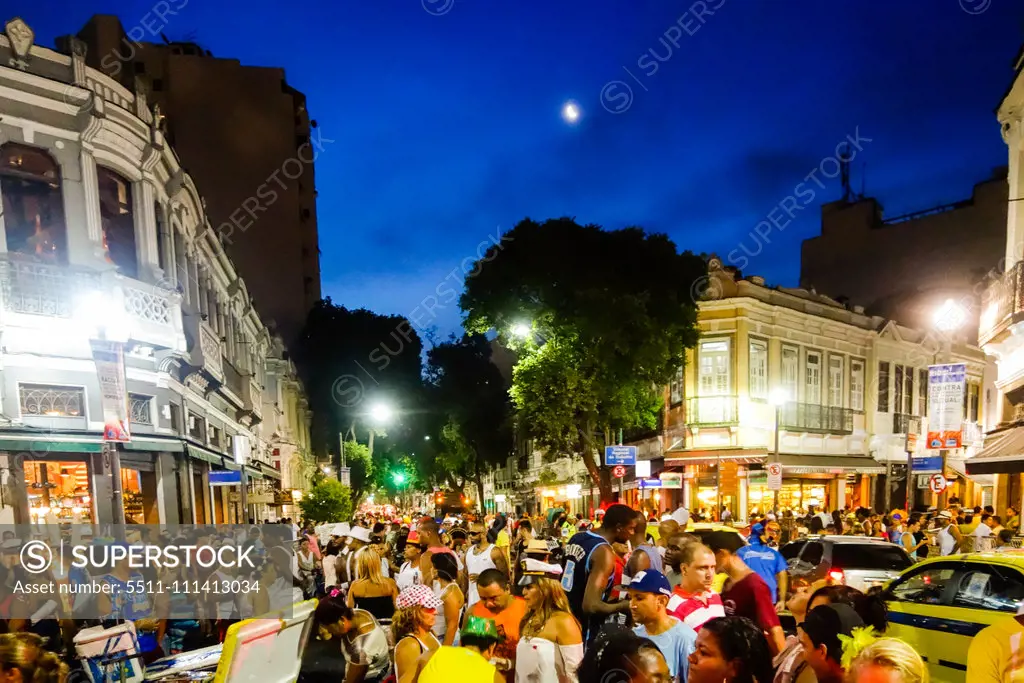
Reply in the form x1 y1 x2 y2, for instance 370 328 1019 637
299 479 355 523
461 217 704 502
425 334 513 508
294 299 425 504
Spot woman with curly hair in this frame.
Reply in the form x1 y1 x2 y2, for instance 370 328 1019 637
392 585 443 683
688 616 774 683
514 559 583 683
576 628 669 683
0 632 68 683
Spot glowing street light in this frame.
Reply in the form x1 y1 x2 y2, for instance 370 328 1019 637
424 435 431 441
392 471 407 486
768 388 789 407
934 298 967 332
511 322 532 338
369 402 393 424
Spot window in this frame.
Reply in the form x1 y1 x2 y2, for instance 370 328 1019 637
749 339 768 399
188 413 206 441
128 394 152 425
156 205 170 272
781 540 806 561
805 351 822 405
965 382 980 423
0 144 67 263
169 403 182 432
827 355 844 407
97 167 137 278
698 340 730 395
904 367 915 415
950 565 1024 613
799 541 824 566
889 564 957 605
669 365 683 406
781 345 799 401
878 362 890 413
850 359 865 411
19 384 84 417
918 368 928 417
831 544 913 572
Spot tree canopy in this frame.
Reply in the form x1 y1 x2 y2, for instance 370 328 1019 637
299 479 355 523
460 217 705 501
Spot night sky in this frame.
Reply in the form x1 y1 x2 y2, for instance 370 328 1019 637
20 0 1024 338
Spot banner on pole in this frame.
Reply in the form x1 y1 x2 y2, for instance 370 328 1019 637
927 363 966 449
90 340 130 442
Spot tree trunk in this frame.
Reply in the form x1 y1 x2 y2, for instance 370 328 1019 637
473 462 486 514
579 423 612 503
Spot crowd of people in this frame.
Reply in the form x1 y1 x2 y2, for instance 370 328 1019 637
301 504 933 683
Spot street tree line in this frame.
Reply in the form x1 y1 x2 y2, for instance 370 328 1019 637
293 217 704 510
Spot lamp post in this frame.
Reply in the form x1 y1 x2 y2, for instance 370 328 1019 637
928 299 967 511
769 389 788 516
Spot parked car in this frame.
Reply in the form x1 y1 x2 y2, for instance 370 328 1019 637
782 535 914 593
646 522 747 545
883 550 1024 683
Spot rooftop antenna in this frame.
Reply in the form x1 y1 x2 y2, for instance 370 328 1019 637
839 142 852 202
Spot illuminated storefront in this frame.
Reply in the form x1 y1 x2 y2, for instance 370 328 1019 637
25 460 92 524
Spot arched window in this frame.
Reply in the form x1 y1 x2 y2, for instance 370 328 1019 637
97 167 137 278
0 144 67 263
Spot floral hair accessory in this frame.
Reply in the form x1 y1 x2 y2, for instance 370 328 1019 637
839 626 880 670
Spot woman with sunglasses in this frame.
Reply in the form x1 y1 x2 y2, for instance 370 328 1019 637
393 585 443 683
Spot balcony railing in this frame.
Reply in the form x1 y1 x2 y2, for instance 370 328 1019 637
686 396 739 426
223 358 245 398
778 402 854 434
199 322 224 380
893 413 922 435
980 261 1024 343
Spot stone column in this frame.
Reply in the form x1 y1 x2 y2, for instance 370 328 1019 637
79 147 106 264
1005 117 1024 268
135 180 161 281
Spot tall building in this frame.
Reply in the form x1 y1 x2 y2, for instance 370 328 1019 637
72 15 321 346
800 171 1007 337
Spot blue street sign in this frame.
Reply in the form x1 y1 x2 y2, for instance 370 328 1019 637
638 478 662 489
911 455 943 473
605 445 637 466
209 470 242 485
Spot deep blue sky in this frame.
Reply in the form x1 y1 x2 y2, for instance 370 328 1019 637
20 0 1024 337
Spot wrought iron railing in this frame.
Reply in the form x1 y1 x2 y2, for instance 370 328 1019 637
0 258 100 317
893 413 922 435
129 394 152 425
18 384 84 417
686 396 739 426
779 402 854 434
981 261 1024 342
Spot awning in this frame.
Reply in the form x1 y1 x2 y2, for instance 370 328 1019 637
0 435 103 454
777 454 886 475
260 465 282 480
664 448 767 466
966 425 1024 475
185 443 224 467
120 437 185 453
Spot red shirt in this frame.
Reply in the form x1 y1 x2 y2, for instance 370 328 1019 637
666 589 726 631
721 572 780 633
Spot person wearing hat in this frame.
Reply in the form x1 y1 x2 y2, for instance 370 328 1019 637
798 603 867 683
515 558 583 683
737 522 788 610
935 509 962 556
416 615 504 683
393 585 443 683
341 526 373 587
396 531 424 591
704 530 785 657
625 569 697 683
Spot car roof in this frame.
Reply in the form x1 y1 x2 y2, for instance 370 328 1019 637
912 549 1024 568
797 535 894 543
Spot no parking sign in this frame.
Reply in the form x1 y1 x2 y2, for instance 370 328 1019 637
928 473 947 494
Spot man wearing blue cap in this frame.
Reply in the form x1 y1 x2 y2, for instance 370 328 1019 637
737 522 788 610
622 569 696 683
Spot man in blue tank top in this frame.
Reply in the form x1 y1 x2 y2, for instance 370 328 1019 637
562 503 635 643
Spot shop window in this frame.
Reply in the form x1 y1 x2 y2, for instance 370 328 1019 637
781 345 799 401
878 362 890 413
805 351 822 405
0 143 67 263
121 467 159 523
97 167 138 278
827 355 844 407
749 339 768 399
19 383 84 417
850 359 865 412
129 393 152 425
669 365 683 406
25 460 92 523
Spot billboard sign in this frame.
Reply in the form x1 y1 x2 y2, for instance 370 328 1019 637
927 363 966 449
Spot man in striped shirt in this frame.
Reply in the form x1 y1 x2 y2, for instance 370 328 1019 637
665 541 725 631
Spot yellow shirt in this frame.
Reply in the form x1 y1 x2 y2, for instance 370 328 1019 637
420 646 497 683
496 530 510 548
967 617 1024 683
712 572 728 593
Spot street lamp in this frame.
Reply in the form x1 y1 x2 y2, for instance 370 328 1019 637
511 322 532 339
424 435 431 441
768 389 788 516
933 298 967 333
369 402 393 424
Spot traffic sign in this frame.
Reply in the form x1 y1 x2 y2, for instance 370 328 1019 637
928 473 947 494
612 465 627 479
767 463 783 491
605 446 637 466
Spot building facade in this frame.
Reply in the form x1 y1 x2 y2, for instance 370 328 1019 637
648 258 990 521
800 171 1007 337
0 17 312 525
74 15 322 346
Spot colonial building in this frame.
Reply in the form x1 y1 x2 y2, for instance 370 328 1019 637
643 258 990 521
0 17 312 525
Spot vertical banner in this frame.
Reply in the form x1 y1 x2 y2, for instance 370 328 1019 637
927 363 966 449
90 340 130 442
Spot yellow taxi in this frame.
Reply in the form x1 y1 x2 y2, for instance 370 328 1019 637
882 550 1024 683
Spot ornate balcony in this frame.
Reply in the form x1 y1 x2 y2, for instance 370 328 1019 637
245 376 263 421
779 402 854 434
892 413 922 435
686 396 739 426
980 261 1024 345
199 322 224 380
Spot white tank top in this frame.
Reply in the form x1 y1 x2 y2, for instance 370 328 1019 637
939 525 957 556
466 543 497 606
432 583 464 645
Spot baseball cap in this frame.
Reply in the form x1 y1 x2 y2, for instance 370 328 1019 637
751 523 765 536
937 510 952 520
618 569 671 596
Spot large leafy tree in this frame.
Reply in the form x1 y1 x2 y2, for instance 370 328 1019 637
294 298 425 504
299 479 355 523
425 334 513 508
460 218 705 502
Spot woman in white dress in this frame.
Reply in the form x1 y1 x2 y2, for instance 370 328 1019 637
430 552 465 646
515 559 584 683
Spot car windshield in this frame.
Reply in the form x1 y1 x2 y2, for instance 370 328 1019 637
832 543 913 571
